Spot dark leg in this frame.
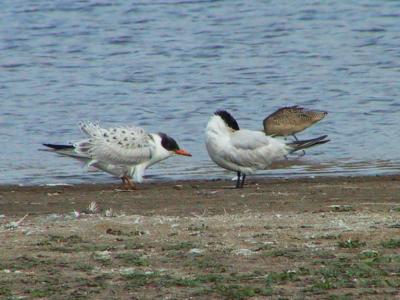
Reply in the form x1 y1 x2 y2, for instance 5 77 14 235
240 174 246 188
235 171 241 188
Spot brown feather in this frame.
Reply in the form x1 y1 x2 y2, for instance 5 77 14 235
263 106 327 136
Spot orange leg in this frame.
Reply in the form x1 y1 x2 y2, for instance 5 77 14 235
121 175 137 190
121 176 129 188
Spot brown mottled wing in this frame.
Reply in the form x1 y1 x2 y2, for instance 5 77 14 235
263 107 327 136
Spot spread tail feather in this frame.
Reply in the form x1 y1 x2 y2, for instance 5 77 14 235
287 135 330 153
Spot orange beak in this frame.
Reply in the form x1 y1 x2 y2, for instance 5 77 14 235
175 149 192 156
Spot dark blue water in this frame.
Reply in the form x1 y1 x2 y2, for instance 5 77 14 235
1 0 400 185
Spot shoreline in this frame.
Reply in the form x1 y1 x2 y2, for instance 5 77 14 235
1 174 399 217
1 174 400 298
1 173 399 190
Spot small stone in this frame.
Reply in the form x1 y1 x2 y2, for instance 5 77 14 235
46 192 60 197
92 251 112 262
234 249 256 256
188 248 204 255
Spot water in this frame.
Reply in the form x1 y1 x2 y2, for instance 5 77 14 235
1 0 399 185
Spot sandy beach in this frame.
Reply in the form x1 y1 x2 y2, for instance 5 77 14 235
1 175 400 299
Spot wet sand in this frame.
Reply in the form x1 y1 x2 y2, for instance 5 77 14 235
1 175 399 217
1 175 400 299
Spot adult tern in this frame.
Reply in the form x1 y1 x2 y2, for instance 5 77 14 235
205 110 329 188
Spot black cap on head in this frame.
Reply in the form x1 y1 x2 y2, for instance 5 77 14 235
214 110 240 131
158 132 180 151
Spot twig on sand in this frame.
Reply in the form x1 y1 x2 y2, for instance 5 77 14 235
191 209 207 219
113 189 137 193
4 213 29 230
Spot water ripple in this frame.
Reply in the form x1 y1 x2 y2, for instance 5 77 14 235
0 0 399 185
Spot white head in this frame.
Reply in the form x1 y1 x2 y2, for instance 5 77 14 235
207 110 240 135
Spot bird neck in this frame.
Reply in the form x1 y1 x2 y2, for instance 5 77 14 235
149 134 172 164
207 116 235 137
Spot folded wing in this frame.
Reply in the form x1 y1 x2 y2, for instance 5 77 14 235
223 130 289 168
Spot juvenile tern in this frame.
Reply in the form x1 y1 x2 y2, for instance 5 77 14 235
43 121 191 189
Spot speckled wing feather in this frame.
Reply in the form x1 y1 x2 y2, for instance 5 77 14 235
74 122 153 166
264 106 304 127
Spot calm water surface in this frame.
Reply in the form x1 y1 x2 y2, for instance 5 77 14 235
1 0 399 185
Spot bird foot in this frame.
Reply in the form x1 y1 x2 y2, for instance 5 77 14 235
121 176 137 191
298 150 306 157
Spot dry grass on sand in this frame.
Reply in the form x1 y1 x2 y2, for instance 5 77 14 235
0 175 400 299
